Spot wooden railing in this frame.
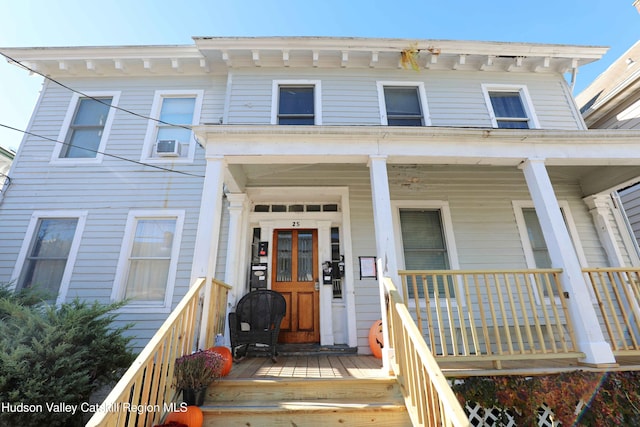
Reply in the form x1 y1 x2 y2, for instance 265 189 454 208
382 276 470 427
86 278 231 427
584 267 640 355
398 269 582 368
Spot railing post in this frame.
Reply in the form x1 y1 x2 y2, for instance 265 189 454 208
521 159 616 366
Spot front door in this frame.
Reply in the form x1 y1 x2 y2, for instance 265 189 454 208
271 229 320 343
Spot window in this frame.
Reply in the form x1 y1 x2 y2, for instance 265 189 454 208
13 211 87 303
52 92 119 162
393 202 460 299
521 208 552 268
377 82 429 126
482 85 539 129
384 87 423 126
141 90 203 162
114 211 184 309
271 80 322 125
513 201 589 300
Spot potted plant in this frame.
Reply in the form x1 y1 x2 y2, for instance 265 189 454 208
173 349 225 406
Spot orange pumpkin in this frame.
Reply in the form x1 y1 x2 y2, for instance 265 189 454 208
165 405 203 427
208 346 233 376
368 320 384 359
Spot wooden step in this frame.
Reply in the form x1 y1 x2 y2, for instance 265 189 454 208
201 377 412 426
208 377 401 402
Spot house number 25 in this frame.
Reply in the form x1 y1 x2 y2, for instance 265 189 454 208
292 221 301 227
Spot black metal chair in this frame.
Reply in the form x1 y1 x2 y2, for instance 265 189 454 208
228 289 286 362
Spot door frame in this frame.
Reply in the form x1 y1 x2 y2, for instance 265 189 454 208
245 186 356 347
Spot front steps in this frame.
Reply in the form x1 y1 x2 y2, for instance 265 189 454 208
200 377 412 426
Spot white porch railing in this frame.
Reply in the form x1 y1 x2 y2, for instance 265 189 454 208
85 278 231 427
398 269 582 368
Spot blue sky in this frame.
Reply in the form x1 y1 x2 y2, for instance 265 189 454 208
1 0 639 151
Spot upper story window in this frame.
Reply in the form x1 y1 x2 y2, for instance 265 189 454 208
271 80 322 125
141 90 203 163
13 211 87 304
482 84 539 129
377 82 430 126
52 92 120 163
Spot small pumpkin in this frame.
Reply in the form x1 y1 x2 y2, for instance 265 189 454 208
165 405 203 427
208 346 233 376
368 319 384 359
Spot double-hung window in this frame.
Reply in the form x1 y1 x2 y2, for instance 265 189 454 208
482 85 539 129
513 201 588 300
52 92 119 162
271 80 322 125
13 211 87 303
394 202 459 299
378 82 429 126
142 90 203 162
113 210 184 310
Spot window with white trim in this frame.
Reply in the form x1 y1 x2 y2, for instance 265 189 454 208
141 90 203 162
113 211 184 309
377 82 430 126
13 211 87 303
513 201 589 300
393 201 460 300
52 92 120 163
271 80 322 125
482 85 539 129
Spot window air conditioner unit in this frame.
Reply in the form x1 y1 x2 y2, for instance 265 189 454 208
155 139 181 157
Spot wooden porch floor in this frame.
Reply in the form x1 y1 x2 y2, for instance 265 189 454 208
223 353 640 380
224 355 389 380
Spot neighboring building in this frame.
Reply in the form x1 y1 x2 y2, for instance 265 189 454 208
1 36 640 372
576 40 640 257
0 144 14 198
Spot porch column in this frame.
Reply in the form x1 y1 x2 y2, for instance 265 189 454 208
368 155 399 372
520 159 616 366
223 193 249 345
192 156 227 348
318 220 335 346
583 194 627 267
191 155 226 284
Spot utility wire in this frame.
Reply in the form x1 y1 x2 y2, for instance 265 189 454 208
0 51 194 132
0 123 205 178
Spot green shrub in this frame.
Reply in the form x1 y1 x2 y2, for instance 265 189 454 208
0 286 135 427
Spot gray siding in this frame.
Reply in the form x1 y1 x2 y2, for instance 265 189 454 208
620 183 640 249
0 75 226 347
226 68 581 129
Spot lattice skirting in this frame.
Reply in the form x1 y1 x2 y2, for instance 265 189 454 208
465 402 561 427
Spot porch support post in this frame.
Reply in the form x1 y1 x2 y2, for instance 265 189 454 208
520 158 616 366
318 220 335 346
223 193 249 345
368 155 400 372
583 194 626 267
192 156 226 348
191 155 226 283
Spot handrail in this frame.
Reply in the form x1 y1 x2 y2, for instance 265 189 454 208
86 278 231 427
382 276 470 427
398 269 581 368
583 267 640 354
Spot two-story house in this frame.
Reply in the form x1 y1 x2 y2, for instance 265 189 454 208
2 37 640 381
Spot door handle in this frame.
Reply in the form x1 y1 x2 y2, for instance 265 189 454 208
314 281 320 291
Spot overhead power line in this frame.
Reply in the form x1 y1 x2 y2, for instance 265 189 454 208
0 123 205 178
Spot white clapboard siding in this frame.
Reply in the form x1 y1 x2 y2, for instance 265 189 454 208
620 183 640 249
